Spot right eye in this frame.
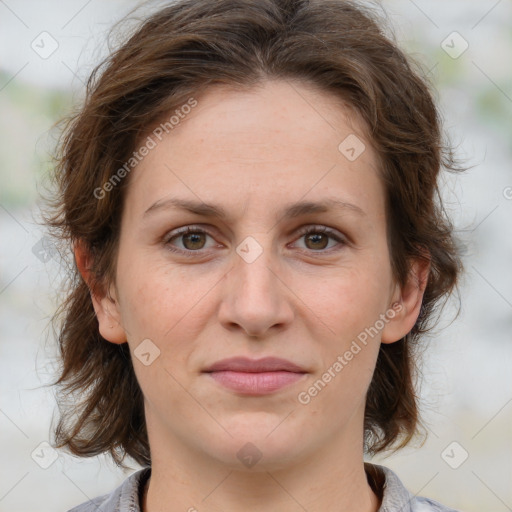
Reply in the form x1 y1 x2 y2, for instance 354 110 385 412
163 226 220 256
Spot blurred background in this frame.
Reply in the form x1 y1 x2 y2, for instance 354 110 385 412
0 0 511 511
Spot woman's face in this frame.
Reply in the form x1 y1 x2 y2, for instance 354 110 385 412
91 79 424 471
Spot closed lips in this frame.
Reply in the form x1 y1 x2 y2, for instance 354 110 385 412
203 356 307 373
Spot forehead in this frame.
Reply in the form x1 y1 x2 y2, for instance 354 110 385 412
124 79 384 224
163 79 369 159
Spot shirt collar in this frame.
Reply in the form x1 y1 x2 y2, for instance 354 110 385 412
365 462 417 512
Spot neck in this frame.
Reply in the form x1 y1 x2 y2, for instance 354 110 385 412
143 467 380 512
142 416 381 512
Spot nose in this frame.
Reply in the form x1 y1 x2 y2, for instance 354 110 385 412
217 237 294 338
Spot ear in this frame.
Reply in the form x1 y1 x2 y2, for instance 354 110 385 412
74 240 126 345
381 255 431 344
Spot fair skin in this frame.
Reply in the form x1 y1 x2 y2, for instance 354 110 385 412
76 79 429 512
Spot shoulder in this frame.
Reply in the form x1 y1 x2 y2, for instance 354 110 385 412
411 496 462 512
66 467 151 512
366 463 464 512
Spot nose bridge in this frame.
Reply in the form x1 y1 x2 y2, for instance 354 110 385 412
219 232 292 335
233 232 277 298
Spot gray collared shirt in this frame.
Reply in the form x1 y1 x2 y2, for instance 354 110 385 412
67 463 462 512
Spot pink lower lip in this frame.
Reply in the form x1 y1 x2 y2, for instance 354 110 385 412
206 371 306 395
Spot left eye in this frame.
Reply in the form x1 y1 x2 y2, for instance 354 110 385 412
292 226 345 251
163 226 345 255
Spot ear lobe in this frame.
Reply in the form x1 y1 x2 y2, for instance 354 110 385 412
74 240 127 345
381 256 431 344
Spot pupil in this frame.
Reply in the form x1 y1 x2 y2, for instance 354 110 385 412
185 233 204 249
307 233 327 249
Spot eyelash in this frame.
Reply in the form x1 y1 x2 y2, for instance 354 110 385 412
163 225 347 258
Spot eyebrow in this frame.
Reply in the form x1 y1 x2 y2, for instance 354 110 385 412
143 196 366 221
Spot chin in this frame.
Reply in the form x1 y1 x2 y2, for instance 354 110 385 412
213 442 303 473
200 421 308 472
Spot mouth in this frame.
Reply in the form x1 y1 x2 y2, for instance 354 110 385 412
202 356 308 395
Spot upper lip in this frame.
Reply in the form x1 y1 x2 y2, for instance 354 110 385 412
203 357 307 373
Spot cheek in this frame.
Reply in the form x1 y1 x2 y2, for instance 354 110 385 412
117 250 185 328
116 260 198 404
116 252 220 366
314 265 392 341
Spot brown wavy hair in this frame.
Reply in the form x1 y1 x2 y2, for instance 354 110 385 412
44 0 465 468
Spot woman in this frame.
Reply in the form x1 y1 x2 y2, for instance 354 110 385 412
46 0 465 510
